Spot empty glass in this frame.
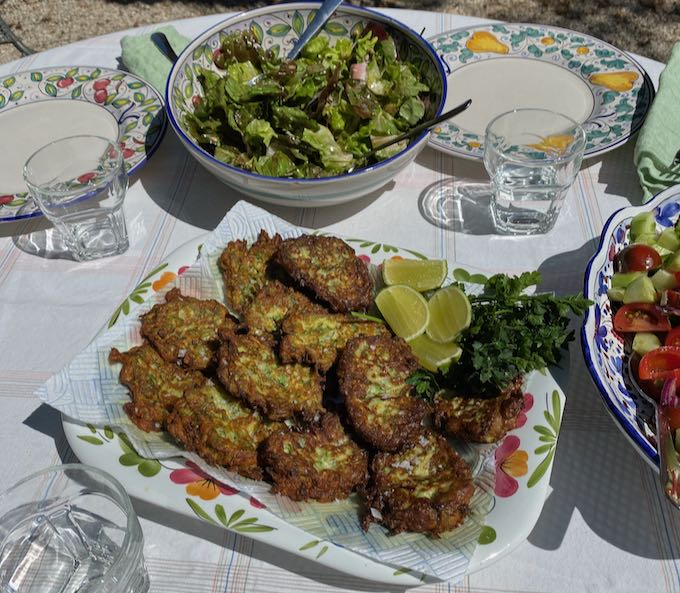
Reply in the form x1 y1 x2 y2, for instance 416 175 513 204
484 109 586 235
23 135 129 261
0 464 149 593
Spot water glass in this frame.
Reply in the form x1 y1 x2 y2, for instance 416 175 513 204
0 464 149 593
23 135 129 261
483 109 586 235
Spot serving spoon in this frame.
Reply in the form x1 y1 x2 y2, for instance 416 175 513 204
287 0 344 60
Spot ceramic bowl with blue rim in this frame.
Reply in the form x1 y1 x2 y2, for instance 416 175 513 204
582 184 680 469
165 2 446 207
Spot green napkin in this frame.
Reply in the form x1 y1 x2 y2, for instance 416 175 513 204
634 42 680 202
120 25 190 93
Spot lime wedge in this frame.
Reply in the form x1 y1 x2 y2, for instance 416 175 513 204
375 285 429 341
426 285 472 343
407 334 462 372
383 258 449 292
382 258 448 292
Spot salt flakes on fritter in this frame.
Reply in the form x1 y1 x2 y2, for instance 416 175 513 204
364 431 474 537
140 288 236 371
262 413 368 502
280 311 389 372
109 343 205 433
217 332 324 422
276 235 373 313
339 334 430 452
166 380 282 480
219 230 283 316
434 376 524 443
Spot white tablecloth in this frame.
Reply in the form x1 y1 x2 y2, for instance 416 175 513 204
0 9 676 593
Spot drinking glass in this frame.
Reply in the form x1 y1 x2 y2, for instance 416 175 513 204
23 135 129 261
483 109 586 235
0 464 149 593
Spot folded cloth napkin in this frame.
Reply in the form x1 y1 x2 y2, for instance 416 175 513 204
634 42 680 202
120 25 190 93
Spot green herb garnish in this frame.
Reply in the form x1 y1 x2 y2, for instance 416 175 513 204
406 369 440 401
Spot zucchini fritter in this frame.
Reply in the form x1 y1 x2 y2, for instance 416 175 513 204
364 432 474 536
219 230 283 315
166 380 281 480
242 280 326 340
217 332 324 421
280 311 389 372
434 377 524 443
262 414 368 502
339 335 430 452
276 235 373 312
109 343 205 432
140 288 236 371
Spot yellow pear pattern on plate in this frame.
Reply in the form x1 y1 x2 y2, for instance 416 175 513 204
589 71 639 92
466 31 509 54
528 134 574 155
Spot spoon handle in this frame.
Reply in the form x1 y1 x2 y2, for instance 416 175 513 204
151 31 180 64
287 0 344 60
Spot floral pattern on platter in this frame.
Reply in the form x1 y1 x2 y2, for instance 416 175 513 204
170 7 443 133
583 187 680 468
429 23 653 159
0 66 166 222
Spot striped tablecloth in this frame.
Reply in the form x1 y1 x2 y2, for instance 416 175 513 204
0 9 676 593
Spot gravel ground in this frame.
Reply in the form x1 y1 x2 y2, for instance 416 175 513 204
0 0 678 65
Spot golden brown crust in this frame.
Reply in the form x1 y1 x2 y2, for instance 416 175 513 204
434 377 524 443
276 235 373 312
216 332 324 421
279 311 389 372
364 432 474 536
338 335 430 452
140 288 236 371
242 280 326 340
109 343 205 432
219 230 283 315
166 381 282 480
262 414 368 502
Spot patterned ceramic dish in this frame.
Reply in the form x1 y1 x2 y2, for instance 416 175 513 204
165 3 446 207
428 22 654 160
0 66 166 222
582 184 680 469
59 202 569 585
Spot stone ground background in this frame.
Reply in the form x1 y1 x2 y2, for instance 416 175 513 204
0 0 678 64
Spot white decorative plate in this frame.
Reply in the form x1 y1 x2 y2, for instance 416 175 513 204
62 226 569 585
0 66 166 222
583 184 680 469
427 22 654 160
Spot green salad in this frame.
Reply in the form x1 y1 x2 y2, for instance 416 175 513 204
184 25 435 178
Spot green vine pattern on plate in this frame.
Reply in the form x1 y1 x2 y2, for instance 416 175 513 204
108 262 168 328
185 499 276 533
527 389 561 488
298 539 329 559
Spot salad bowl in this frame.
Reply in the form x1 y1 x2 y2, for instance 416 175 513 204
165 2 446 207
582 184 680 469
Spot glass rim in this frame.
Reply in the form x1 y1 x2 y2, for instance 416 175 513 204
485 108 587 164
23 134 123 197
0 463 143 580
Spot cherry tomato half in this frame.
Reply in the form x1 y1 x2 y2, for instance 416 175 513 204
638 346 680 381
615 244 662 273
613 303 671 333
663 289 680 310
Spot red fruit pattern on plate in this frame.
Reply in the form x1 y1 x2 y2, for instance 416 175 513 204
93 78 110 91
57 77 74 88
191 95 202 107
77 172 96 184
94 89 107 104
121 148 135 159
0 195 13 206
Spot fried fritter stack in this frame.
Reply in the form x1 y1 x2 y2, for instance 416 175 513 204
110 230 523 538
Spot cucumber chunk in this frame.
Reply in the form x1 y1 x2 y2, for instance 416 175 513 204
612 272 645 288
632 332 662 356
659 228 680 252
630 212 657 241
607 287 626 302
623 275 657 304
652 268 679 291
666 249 680 272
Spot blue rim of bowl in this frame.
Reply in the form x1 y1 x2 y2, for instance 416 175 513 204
165 2 447 192
3 65 167 222
581 185 680 469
